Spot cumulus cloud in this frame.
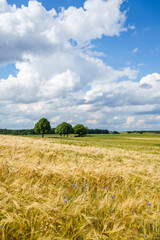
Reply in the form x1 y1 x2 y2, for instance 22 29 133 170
140 73 160 86
0 1 58 65
0 0 131 106
83 72 160 108
0 0 126 65
56 0 127 43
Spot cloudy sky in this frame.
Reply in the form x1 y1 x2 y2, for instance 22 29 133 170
0 0 160 131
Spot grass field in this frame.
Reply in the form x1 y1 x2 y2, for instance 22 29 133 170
0 134 160 239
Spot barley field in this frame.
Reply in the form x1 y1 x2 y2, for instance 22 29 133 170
0 134 160 239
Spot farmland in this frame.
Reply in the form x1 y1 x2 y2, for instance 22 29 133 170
0 134 160 239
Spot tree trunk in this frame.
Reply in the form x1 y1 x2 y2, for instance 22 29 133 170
42 133 44 138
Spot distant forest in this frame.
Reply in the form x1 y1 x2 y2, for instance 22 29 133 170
127 131 160 134
0 128 113 136
1 129 160 136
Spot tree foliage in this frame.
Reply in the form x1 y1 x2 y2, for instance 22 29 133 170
112 131 120 134
74 124 87 137
55 122 73 136
87 128 109 134
34 118 51 137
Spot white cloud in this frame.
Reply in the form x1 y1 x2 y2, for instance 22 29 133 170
83 72 160 109
0 61 41 103
50 116 60 123
137 63 144 66
126 116 135 125
67 119 73 124
113 116 120 120
0 0 15 13
0 0 127 65
132 47 138 53
38 70 81 99
86 120 98 124
140 73 160 86
0 1 57 65
56 0 127 43
128 25 135 30
136 119 145 127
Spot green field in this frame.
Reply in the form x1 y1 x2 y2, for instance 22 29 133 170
26 133 160 153
0 133 160 239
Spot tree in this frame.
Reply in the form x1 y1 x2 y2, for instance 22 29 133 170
74 124 87 137
112 131 120 134
55 122 73 136
34 118 51 137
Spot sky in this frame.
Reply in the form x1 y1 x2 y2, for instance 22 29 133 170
0 0 160 131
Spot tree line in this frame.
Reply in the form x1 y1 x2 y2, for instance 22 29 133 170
0 129 37 135
0 118 113 137
0 128 112 136
127 131 160 134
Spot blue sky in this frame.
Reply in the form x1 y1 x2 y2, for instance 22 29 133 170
94 0 160 78
0 0 160 130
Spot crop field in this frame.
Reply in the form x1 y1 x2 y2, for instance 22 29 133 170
0 134 160 239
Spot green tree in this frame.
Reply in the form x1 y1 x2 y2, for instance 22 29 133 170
74 124 87 137
34 118 51 137
55 122 73 136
